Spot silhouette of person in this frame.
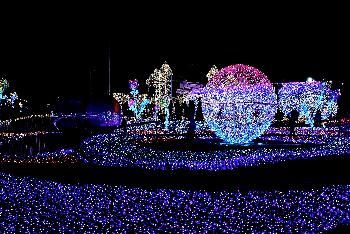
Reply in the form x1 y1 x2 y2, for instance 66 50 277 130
289 109 299 136
274 108 284 127
314 109 322 128
187 115 196 141
121 116 127 138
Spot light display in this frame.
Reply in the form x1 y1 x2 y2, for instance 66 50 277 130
175 80 204 117
202 64 277 144
1 172 350 232
0 131 61 143
176 81 204 102
1 115 350 232
0 65 349 233
79 122 350 171
0 77 9 100
146 62 173 114
0 148 78 164
320 82 341 120
128 79 150 119
0 114 51 129
0 77 26 111
278 81 340 127
112 93 130 105
9 92 18 105
206 65 219 81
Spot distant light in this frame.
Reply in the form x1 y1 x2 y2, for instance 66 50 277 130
306 77 314 82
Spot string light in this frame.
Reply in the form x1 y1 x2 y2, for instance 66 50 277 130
176 80 204 105
0 76 9 100
79 122 350 171
202 64 277 144
146 62 173 114
128 79 150 119
206 65 219 81
0 149 78 164
0 65 349 232
112 93 130 105
0 114 51 129
278 81 340 126
1 172 350 232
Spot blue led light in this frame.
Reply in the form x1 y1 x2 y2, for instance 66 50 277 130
1 172 350 232
202 64 277 144
79 122 350 171
278 81 340 126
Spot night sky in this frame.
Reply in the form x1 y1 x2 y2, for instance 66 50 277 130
0 13 349 105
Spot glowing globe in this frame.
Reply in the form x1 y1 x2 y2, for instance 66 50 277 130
202 64 277 144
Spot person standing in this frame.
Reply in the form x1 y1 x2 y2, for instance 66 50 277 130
121 116 127 138
289 109 299 136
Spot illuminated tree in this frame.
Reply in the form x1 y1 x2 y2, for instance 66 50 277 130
206 65 219 81
128 79 150 119
146 62 173 113
278 81 340 127
146 62 173 126
0 77 9 100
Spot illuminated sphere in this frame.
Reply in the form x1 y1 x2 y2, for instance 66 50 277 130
202 64 277 144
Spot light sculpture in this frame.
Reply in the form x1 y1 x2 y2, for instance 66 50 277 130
128 79 150 119
202 64 277 144
206 65 219 81
320 82 340 120
112 93 130 105
0 77 9 100
146 62 173 113
9 92 18 106
146 62 173 124
278 81 340 126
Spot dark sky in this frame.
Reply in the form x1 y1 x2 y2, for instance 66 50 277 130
0 11 349 104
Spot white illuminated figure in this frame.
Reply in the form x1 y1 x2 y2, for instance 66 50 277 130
146 62 173 125
146 62 173 112
206 65 219 81
306 77 314 82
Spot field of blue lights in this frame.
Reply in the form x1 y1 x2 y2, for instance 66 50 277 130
1 63 349 232
1 171 350 233
80 121 350 171
0 112 349 232
0 117 349 233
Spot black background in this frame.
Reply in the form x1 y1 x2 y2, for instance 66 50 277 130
0 6 349 105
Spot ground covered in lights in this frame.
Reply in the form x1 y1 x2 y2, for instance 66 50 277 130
1 172 350 233
1 118 350 232
80 122 350 171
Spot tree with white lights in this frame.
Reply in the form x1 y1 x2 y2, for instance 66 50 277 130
146 62 173 126
206 65 219 81
146 62 173 113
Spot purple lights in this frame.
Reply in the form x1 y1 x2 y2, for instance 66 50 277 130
207 64 271 88
128 79 139 90
1 172 350 232
202 64 277 144
79 122 350 171
1 112 350 232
